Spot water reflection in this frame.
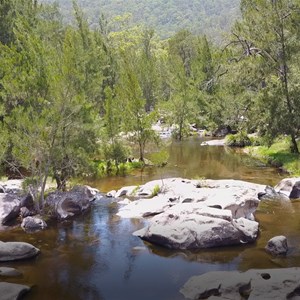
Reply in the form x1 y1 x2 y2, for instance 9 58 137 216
1 137 297 300
89 137 282 192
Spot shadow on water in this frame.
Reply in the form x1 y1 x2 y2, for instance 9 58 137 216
1 136 297 300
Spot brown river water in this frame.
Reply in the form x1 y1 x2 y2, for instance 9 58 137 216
1 136 300 300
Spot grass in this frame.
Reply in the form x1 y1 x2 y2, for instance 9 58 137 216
130 185 140 196
247 136 300 176
150 184 161 197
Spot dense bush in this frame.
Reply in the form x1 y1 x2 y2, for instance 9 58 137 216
225 131 252 147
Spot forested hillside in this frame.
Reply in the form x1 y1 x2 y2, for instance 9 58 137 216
40 0 240 40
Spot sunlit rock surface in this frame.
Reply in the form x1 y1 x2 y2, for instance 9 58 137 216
0 241 40 261
133 204 259 249
117 178 263 249
180 268 300 300
201 139 226 146
117 178 263 220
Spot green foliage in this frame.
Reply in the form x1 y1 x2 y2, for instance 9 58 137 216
225 131 252 147
229 0 300 153
150 184 160 198
116 50 159 161
248 137 300 176
1 0 299 190
149 149 169 167
0 2 103 210
102 142 129 166
130 185 140 196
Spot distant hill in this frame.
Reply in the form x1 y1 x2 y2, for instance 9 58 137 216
40 0 240 41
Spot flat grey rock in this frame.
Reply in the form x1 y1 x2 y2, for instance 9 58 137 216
181 268 300 300
0 241 40 261
0 267 22 277
0 282 30 300
134 204 259 249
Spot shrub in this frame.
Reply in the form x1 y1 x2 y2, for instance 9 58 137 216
150 184 160 197
225 131 252 147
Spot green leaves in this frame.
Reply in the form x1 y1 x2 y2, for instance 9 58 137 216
230 0 300 152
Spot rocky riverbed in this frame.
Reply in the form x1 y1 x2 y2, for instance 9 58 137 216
113 176 300 298
1 176 300 299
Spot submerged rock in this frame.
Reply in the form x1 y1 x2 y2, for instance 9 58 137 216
0 241 40 261
0 267 22 277
21 216 47 232
0 282 30 300
265 235 288 256
180 268 300 300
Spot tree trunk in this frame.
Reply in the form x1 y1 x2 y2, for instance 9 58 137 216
290 133 299 154
139 141 144 162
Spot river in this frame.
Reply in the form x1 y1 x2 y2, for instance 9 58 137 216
1 136 300 300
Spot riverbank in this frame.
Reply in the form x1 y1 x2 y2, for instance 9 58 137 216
245 137 300 176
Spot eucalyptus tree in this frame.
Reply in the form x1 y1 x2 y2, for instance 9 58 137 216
230 0 300 152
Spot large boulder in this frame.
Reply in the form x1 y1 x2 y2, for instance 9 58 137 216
0 193 20 226
180 268 300 300
118 178 263 250
265 235 288 256
46 185 98 220
274 177 300 199
133 204 259 250
0 241 40 261
21 216 47 232
0 282 30 300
